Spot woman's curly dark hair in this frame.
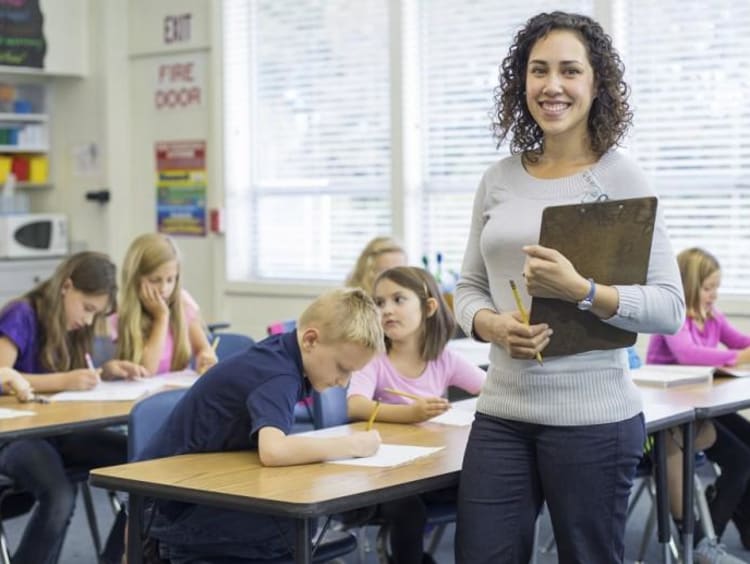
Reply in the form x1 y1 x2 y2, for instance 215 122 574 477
492 11 633 159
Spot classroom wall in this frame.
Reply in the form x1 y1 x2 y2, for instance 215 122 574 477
126 0 216 320
32 0 220 327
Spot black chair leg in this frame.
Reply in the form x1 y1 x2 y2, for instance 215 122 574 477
81 482 103 555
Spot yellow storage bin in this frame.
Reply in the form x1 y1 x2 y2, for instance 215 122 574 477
29 155 48 184
0 155 11 183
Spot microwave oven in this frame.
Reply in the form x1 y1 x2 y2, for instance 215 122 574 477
0 213 68 258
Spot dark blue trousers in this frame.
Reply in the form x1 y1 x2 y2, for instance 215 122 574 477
151 503 297 563
455 412 644 564
0 429 126 564
706 413 750 539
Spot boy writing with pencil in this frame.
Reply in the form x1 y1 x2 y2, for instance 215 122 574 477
138 288 384 563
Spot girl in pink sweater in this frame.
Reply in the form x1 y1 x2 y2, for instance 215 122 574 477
648 247 750 548
347 266 485 563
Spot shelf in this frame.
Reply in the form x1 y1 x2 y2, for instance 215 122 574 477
15 182 51 189
0 113 48 123
0 145 48 153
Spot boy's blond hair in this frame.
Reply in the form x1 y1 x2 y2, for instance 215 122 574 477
298 288 384 353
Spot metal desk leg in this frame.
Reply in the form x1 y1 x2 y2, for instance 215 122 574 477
295 518 312 564
654 429 672 563
127 494 144 564
682 421 695 564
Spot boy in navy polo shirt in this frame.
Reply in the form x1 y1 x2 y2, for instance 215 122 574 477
139 287 384 563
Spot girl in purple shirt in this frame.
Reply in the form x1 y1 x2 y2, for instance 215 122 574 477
647 247 750 548
348 267 485 564
0 252 146 564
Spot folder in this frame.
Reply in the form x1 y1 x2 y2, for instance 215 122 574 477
529 196 657 357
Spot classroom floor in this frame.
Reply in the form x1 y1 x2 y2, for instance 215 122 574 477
4 467 750 564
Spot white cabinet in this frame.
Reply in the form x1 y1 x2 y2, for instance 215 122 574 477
0 258 59 307
0 82 50 192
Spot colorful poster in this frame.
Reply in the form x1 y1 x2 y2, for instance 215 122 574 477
0 0 46 68
155 141 206 236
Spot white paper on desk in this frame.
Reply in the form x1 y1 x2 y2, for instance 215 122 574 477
50 370 199 402
0 407 36 419
297 426 353 438
427 408 476 426
632 365 712 388
328 444 444 468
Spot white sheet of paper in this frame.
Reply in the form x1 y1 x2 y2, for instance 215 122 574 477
446 339 490 367
0 407 36 419
327 444 444 468
50 370 199 402
428 408 476 426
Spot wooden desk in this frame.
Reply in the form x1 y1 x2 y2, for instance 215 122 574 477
635 375 750 564
637 375 750 416
0 396 132 440
92 420 467 564
91 400 698 564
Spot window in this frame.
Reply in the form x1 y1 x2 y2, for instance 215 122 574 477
223 0 391 282
615 0 750 294
224 1 750 295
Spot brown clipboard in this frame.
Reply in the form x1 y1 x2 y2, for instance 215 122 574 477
529 196 657 357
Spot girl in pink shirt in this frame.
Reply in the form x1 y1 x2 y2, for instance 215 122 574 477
347 266 485 563
648 247 750 548
114 233 217 375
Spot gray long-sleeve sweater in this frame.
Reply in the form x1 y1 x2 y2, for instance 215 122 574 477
455 151 685 425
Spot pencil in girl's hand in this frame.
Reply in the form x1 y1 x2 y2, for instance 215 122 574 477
509 280 543 366
366 401 381 431
85 352 96 372
383 387 423 401
211 336 221 353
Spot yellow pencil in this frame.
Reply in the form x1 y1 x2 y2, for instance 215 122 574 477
383 387 423 401
366 401 381 430
509 280 543 366
211 336 221 353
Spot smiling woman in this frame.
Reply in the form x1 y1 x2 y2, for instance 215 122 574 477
454 11 685 564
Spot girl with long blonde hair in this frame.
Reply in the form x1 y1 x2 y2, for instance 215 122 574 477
346 236 407 295
115 233 216 374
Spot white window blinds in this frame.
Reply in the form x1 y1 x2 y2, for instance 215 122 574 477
223 0 391 282
417 0 594 275
617 1 750 294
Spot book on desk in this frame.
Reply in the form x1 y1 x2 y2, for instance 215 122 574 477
632 365 713 388
713 365 750 378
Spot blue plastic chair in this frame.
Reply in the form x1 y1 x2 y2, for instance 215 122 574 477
92 335 117 368
128 389 188 461
211 332 255 362
312 387 349 429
